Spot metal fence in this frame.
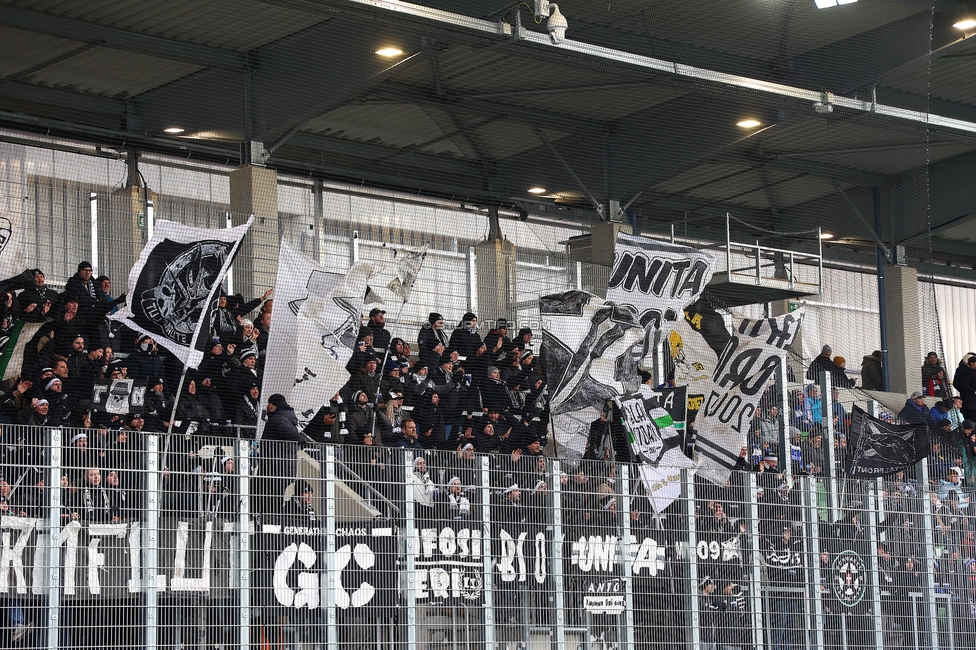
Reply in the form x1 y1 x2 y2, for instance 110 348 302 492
0 412 965 650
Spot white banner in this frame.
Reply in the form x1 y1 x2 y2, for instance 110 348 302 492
540 290 644 458
110 218 252 369
0 208 28 280
258 242 378 436
695 309 805 485
606 233 715 335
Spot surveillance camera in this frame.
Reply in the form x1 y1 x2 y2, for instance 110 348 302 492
547 3 567 44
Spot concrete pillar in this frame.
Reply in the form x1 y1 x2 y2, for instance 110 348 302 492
882 264 920 394
229 165 279 299
104 185 156 288
475 237 517 326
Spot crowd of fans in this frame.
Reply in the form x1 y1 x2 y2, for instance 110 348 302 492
2 258 976 648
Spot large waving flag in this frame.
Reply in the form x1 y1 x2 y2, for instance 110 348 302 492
258 242 380 436
110 218 252 369
540 290 644 457
694 309 804 485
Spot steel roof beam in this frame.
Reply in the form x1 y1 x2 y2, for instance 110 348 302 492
0 5 245 71
312 0 976 137
0 80 123 116
282 131 484 175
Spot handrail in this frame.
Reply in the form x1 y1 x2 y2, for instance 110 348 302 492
332 454 402 515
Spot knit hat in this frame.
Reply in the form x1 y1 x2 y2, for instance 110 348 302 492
440 352 454 366
833 356 846 366
77 261 92 271
240 349 257 361
268 393 289 409
461 312 477 323
428 312 444 324
44 378 61 391
821 344 832 355
496 317 509 329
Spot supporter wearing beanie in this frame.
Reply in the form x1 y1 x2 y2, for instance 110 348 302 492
449 311 483 358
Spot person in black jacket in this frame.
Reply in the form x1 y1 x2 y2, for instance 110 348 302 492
234 381 261 428
366 307 391 352
448 312 482 359
765 522 804 650
128 335 164 380
953 354 976 420
262 393 306 444
480 366 509 414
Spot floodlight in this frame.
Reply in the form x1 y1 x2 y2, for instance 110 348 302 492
163 127 185 134
815 0 857 7
375 47 403 57
528 187 547 194
737 119 762 129
954 18 976 30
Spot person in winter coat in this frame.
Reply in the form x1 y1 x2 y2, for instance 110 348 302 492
234 380 261 428
128 335 164 380
926 367 952 400
898 391 939 427
860 350 884 391
262 393 306 444
480 366 509 414
448 312 482 359
922 351 944 390
176 380 210 422
952 354 976 420
366 307 391 352
483 318 515 364
418 312 450 352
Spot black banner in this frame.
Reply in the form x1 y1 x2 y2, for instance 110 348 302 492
59 521 142 600
413 522 485 605
567 532 625 615
335 521 398 615
252 518 398 614
847 406 930 478
157 517 236 597
90 379 148 414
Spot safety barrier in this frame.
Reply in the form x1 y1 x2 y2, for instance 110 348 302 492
0 418 958 650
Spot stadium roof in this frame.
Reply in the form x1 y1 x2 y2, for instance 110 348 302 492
0 0 975 267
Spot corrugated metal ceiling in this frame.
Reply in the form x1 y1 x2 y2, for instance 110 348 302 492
0 24 82 77
559 0 926 60
0 0 325 51
24 46 201 97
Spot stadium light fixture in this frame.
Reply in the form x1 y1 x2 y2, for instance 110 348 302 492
163 126 185 134
527 187 547 194
820 232 834 240
954 18 976 30
375 47 404 57
736 119 762 129
815 0 857 7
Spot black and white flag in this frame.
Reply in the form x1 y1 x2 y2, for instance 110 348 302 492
540 290 644 458
846 405 930 478
606 233 715 339
90 379 148 414
0 207 28 280
616 386 694 512
258 242 380 437
111 218 252 369
695 310 804 486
